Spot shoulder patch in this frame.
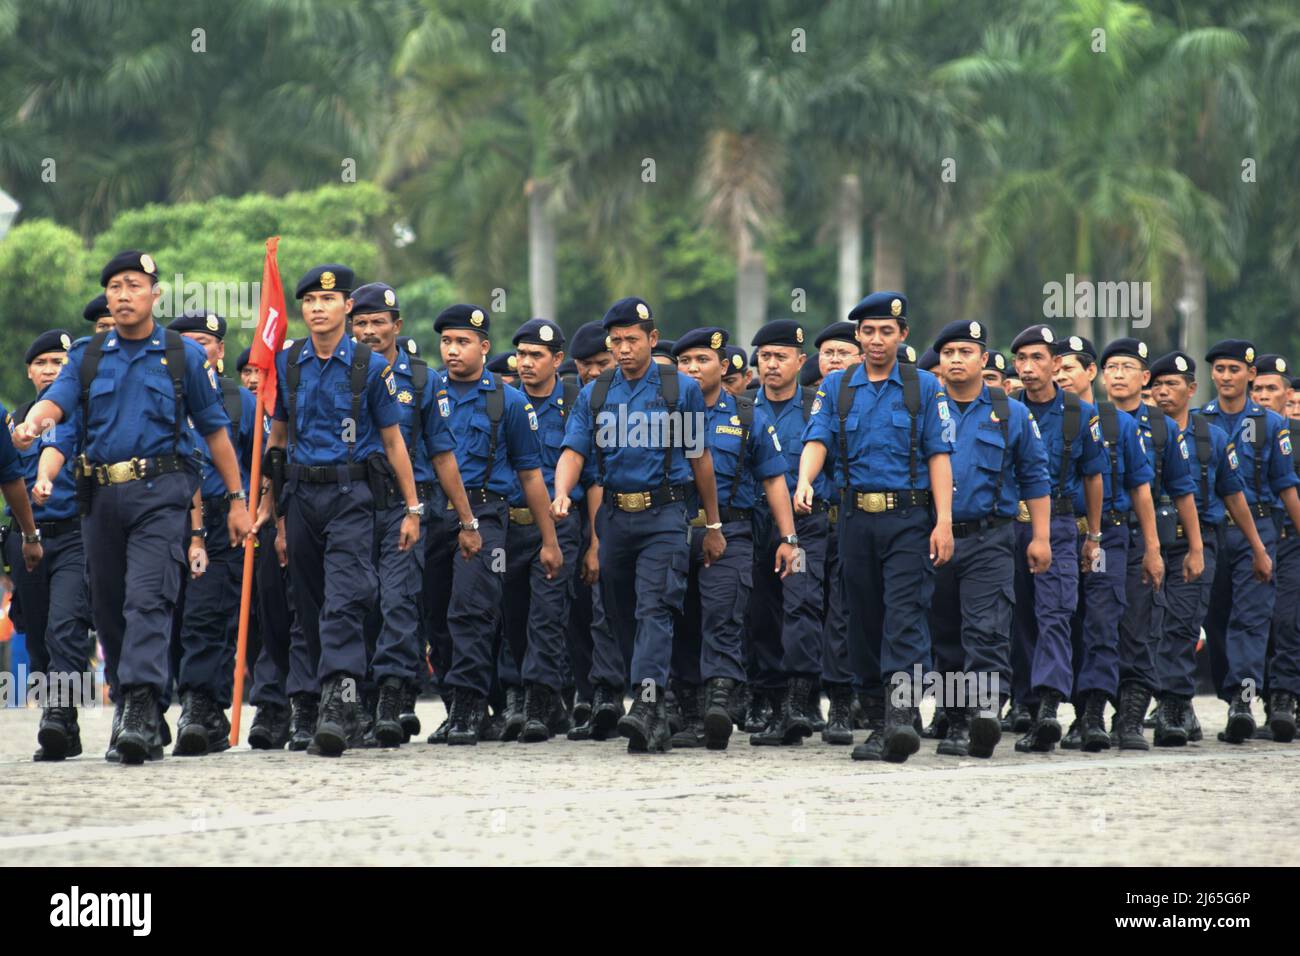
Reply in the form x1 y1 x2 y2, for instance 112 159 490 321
207 367 219 390
937 398 950 421
1179 438 1189 459
1281 432 1293 456
1089 416 1101 443
1227 443 1239 470
811 397 822 416
1029 413 1041 440
525 403 538 431
437 395 450 418
768 424 781 453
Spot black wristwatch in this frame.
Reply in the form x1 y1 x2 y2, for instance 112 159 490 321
781 534 799 546
225 489 248 503
189 528 207 540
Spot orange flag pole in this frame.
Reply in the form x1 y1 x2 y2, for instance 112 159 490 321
228 408 265 745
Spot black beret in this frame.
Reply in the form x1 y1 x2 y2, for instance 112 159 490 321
918 348 940 372
1010 324 1059 354
651 340 677 361
1292 377 1300 391
25 329 73 365
99 250 159 287
983 350 1008 374
749 348 760 368
1054 334 1097 364
558 358 578 378
396 335 421 358
897 344 917 365
294 264 354 299
513 318 565 350
932 319 990 353
751 320 806 349
1253 353 1290 378
569 321 610 361
848 291 907 326
673 327 728 357
434 303 491 336
722 346 748 376
1149 351 1196 380
800 360 823 387
486 352 517 375
350 282 399 317
1205 339 1256 365
236 346 252 372
601 296 653 330
168 309 227 340
814 321 859 350
82 293 112 323
1100 337 1150 367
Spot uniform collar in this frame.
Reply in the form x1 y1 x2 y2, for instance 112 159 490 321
296 334 355 365
753 385 796 409
1202 399 1261 416
102 330 167 352
847 361 899 388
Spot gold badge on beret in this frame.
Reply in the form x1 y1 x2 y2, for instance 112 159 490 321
890 298 902 317
710 331 723 350
1175 356 1188 372
206 314 219 332
732 354 743 370
320 271 336 291
795 327 804 344
1138 342 1148 358
1069 335 1083 351
605 335 613 350
539 325 554 342
635 302 649 320
507 355 518 370
470 309 485 327
384 289 396 307
994 354 1005 370
1280 358 1288 373
1245 346 1255 364
969 321 981 338
1042 327 1055 344
139 253 156 275
60 333 72 350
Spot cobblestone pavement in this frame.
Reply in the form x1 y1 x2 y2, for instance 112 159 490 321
1 696 1296 866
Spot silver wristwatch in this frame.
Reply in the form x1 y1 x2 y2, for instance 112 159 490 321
461 517 479 531
781 534 799 546
406 502 425 518
22 528 41 544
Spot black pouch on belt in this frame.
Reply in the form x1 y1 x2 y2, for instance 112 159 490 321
367 455 395 511
1154 497 1178 547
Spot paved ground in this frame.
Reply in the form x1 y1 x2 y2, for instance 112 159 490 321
1 695 1297 866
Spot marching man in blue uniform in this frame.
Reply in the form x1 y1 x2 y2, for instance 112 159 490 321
1147 351 1270 745
16 250 252 764
349 283 475 747
797 292 955 764
553 296 725 754
423 304 558 746
669 326 796 750
1197 340 1300 741
928 320 1052 758
255 264 425 758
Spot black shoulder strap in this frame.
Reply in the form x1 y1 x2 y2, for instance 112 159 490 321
561 379 579 418
1145 404 1167 499
988 386 1010 508
727 395 755 510
899 361 921 489
589 367 617 485
219 376 242 435
800 385 817 422
1291 418 1300 476
484 372 505 470
1248 411 1267 506
657 365 680 487
1058 390 1081 496
837 370 855 491
1191 413 1212 508
347 341 373 464
286 339 310 458
1097 400 1121 509
78 331 111 460
162 329 187 455
407 356 429 450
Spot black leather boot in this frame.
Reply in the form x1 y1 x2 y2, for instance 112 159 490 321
312 675 359 756
34 706 82 761
520 683 554 743
1081 690 1111 752
1185 699 1203 742
1153 694 1188 747
104 697 125 762
205 705 231 754
248 703 291 750
1002 701 1033 733
620 696 672 753
371 676 405 747
589 683 625 740
354 687 377 748
703 677 737 750
572 694 592 728
807 681 826 732
749 677 814 746
115 685 164 764
850 696 886 761
500 684 526 742
1116 682 1151 750
175 689 213 756
288 693 318 752
426 694 452 743
548 687 573 735
743 687 772 734
880 697 921 763
1268 690 1297 743
669 682 705 748
821 682 854 745
1015 688 1063 753
663 687 685 735
448 688 487 745
399 680 421 740
1060 705 1084 749
968 704 1002 758
921 707 949 740
1222 685 1256 744
726 681 749 729
936 708 971 756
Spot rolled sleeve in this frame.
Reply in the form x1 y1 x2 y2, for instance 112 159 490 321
185 342 230 437
367 355 401 430
1122 418 1154 489
422 378 455 455
44 346 84 421
749 424 788 482
1014 408 1051 500
562 383 594 459
921 380 956 458
505 391 543 472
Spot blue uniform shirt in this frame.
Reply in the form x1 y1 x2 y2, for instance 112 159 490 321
4 393 79 522
802 361 954 491
437 370 542 496
1019 386 1107 502
273 335 400 466
390 354 455 486
754 388 827 502
44 327 229 464
949 386 1051 521
195 384 257 500
1178 416 1243 526
1072 403 1153 515
562 362 708 493
510 377 586 507
707 392 786 512
2 403 44 519
1123 403 1196 501
1196 400 1299 508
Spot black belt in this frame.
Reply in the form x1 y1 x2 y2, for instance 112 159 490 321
808 498 832 515
286 463 368 484
10 517 80 539
201 495 229 520
1281 523 1295 540
1051 497 1076 517
1225 504 1271 527
448 487 508 509
689 506 751 527
1175 520 1219 540
951 515 1012 538
90 454 184 486
609 483 692 513
849 488 932 513
416 481 435 501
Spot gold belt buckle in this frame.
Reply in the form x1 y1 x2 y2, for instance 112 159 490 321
1016 500 1031 523
688 509 706 528
105 459 139 484
509 507 534 526
858 492 887 513
1076 516 1089 535
619 491 650 512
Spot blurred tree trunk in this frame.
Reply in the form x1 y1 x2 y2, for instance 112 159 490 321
872 214 905 291
527 178 557 321
837 174 862 320
1179 250 1207 366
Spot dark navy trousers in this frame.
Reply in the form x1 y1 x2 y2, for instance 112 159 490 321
175 503 244 705
1071 523 1130 702
748 509 828 688
1205 520 1278 700
671 519 753 685
501 512 582 692
1154 530 1218 699
1011 515 1079 702
819 515 855 685
1118 525 1160 692
1265 525 1300 697
250 521 297 707
365 501 428 685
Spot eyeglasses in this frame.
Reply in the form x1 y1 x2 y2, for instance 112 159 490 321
1104 361 1143 374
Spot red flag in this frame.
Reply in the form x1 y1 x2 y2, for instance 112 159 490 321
249 236 287 417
